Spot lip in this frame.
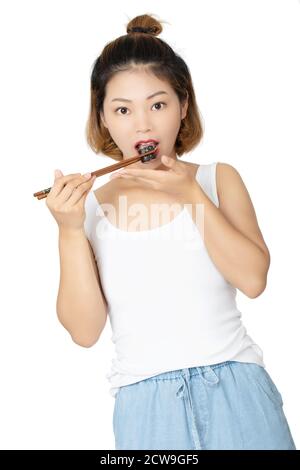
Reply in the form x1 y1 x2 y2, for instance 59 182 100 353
134 139 159 150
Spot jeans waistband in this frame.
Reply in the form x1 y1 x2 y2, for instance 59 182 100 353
143 360 236 383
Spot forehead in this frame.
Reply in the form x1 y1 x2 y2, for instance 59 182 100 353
105 68 174 99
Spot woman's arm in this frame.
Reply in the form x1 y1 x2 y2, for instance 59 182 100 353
56 227 108 347
185 163 270 298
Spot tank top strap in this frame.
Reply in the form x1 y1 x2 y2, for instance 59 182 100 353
196 162 219 207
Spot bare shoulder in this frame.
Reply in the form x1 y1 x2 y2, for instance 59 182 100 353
215 162 251 203
215 162 270 259
215 162 241 192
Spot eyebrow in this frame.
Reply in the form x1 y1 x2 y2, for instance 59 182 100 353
111 91 168 103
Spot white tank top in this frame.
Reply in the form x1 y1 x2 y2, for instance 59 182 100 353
84 162 265 398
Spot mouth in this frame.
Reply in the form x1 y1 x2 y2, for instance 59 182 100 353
135 139 159 151
135 141 159 163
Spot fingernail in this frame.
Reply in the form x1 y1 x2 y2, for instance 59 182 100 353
54 169 61 178
83 172 91 179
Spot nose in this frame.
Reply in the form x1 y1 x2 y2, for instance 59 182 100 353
137 127 151 134
135 110 153 134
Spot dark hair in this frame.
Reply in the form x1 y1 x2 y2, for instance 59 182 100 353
86 13 204 161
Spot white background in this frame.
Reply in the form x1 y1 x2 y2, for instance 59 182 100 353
0 0 299 450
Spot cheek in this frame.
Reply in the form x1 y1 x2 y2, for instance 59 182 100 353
160 111 181 133
105 115 130 137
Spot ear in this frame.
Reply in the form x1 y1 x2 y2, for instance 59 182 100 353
181 91 189 120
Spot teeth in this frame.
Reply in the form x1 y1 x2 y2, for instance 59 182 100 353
136 143 158 155
137 142 157 149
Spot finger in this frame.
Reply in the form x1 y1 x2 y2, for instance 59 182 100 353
67 176 97 209
109 172 122 181
115 174 153 187
113 168 165 181
161 156 182 174
50 172 81 198
65 175 97 207
56 173 93 203
54 169 63 179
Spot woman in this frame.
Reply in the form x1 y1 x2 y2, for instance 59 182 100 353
47 13 296 450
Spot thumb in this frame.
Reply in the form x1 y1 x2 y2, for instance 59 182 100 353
54 169 63 179
162 155 181 174
162 155 177 170
162 155 171 165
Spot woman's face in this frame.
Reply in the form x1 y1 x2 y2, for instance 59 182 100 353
100 67 188 169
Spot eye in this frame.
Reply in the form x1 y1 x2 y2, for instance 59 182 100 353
115 102 166 115
152 101 166 111
115 107 129 115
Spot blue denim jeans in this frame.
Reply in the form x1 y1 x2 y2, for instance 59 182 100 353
113 361 296 450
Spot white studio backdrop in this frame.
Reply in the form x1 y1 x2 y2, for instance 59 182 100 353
0 0 299 450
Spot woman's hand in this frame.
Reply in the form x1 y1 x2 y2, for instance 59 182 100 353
109 155 198 201
46 169 96 232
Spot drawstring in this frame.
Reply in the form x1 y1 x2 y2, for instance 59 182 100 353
176 367 219 450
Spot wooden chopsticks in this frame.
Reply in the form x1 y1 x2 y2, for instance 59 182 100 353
33 148 156 200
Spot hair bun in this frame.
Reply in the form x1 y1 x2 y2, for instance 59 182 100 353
128 26 158 35
126 13 164 37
